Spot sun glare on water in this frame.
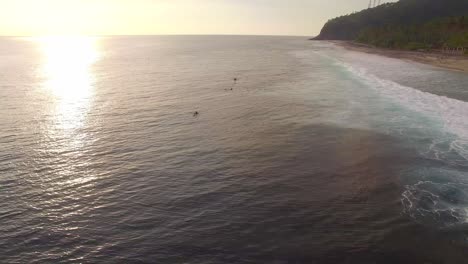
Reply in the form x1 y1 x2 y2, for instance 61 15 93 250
32 36 102 206
37 36 100 132
38 36 99 99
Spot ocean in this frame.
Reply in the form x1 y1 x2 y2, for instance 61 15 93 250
1 36 467 263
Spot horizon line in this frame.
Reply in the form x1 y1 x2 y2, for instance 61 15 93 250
0 33 314 38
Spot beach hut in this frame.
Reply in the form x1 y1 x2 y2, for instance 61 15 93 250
442 44 467 55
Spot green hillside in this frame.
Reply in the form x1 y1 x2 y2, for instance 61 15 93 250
357 16 468 50
314 0 468 50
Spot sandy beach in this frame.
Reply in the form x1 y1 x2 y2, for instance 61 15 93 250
336 41 468 74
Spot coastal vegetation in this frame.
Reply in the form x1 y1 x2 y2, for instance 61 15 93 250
315 0 468 52
357 16 468 51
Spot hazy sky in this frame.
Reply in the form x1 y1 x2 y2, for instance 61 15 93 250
0 0 398 36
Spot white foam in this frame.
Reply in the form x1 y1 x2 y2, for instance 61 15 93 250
338 61 468 160
331 54 468 227
401 179 468 227
294 46 468 162
295 45 468 227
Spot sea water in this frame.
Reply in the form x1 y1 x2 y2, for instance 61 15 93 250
1 36 467 263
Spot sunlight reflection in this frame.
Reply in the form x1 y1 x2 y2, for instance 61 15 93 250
38 36 99 132
34 36 101 194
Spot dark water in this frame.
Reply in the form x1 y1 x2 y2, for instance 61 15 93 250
1 36 468 263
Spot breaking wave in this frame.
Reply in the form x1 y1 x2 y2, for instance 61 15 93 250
339 60 468 227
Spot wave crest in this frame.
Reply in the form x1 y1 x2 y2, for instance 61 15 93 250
338 60 468 227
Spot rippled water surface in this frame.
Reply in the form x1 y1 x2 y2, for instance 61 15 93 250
1 36 468 263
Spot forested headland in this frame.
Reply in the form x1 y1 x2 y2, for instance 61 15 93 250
314 0 468 52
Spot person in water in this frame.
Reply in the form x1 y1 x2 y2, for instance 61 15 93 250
193 111 199 117
227 77 238 90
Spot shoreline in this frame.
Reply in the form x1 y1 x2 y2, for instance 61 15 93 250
333 41 468 74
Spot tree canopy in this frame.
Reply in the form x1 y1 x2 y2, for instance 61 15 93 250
314 0 468 51
357 16 468 50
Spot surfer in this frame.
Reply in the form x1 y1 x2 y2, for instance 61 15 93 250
226 77 238 91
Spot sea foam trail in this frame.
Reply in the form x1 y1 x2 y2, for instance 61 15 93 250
338 60 468 227
294 48 468 163
340 62 468 139
339 61 468 159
